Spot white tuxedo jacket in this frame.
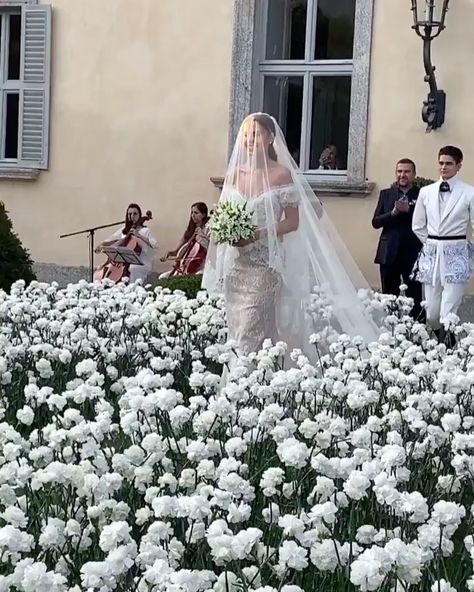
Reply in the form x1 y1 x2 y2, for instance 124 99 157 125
412 176 474 285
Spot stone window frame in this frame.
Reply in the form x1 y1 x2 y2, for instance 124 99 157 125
225 0 375 196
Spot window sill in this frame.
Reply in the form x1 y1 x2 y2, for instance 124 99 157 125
0 1 38 4
210 176 375 196
0 167 40 180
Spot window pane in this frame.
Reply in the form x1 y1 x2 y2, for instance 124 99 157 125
263 75 303 165
265 0 307 60
309 76 351 171
8 14 22 80
314 0 356 60
5 93 20 159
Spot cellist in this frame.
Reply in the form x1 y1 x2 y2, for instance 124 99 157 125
159 202 209 278
95 203 157 283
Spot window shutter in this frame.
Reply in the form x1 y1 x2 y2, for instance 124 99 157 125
19 4 52 169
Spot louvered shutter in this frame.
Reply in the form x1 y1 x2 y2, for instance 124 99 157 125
19 4 52 169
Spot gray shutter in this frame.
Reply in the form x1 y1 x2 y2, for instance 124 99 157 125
19 4 52 169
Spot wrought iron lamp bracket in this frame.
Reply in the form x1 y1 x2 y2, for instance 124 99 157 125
410 0 450 132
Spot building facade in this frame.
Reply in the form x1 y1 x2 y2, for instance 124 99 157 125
1 0 473 288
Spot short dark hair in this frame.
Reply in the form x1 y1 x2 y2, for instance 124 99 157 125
396 158 416 174
438 145 463 164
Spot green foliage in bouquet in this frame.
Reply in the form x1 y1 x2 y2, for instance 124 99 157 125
0 201 35 292
414 176 435 188
154 274 203 297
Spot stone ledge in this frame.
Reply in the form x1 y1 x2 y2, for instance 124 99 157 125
33 262 160 287
458 295 474 323
210 176 375 196
0 167 40 180
308 180 375 196
34 263 91 286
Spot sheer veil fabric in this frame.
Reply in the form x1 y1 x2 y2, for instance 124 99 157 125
202 113 380 356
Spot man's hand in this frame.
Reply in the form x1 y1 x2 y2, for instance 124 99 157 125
393 198 410 214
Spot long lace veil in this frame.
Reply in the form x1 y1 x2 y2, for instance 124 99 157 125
202 113 380 348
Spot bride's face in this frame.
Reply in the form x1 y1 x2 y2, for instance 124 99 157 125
242 119 270 156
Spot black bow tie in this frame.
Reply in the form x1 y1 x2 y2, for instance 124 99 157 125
440 181 451 193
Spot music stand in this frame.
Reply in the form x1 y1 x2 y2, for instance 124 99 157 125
60 219 124 281
101 246 143 266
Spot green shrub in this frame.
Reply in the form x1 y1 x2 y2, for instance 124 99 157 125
0 201 35 292
154 274 203 297
414 176 435 188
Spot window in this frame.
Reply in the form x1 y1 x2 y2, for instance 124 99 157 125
255 0 355 174
0 2 51 172
227 0 374 190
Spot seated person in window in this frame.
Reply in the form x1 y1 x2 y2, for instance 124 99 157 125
318 144 340 170
159 202 210 278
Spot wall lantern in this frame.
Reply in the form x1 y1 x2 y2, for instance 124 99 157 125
410 0 451 132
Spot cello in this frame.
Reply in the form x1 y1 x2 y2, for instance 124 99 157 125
161 226 208 276
94 210 153 283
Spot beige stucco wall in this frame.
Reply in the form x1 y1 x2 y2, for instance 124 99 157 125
3 0 474 289
1 0 232 274
324 0 474 289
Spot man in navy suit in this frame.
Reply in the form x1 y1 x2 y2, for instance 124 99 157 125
372 158 423 319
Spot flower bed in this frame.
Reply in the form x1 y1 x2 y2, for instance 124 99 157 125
0 280 472 592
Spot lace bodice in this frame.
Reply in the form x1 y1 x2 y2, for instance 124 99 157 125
227 184 299 219
226 184 300 269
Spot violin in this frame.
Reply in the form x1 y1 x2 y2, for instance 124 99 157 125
94 210 153 283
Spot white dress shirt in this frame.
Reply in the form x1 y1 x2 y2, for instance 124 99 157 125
438 186 450 219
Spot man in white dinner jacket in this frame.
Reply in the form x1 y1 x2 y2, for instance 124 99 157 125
412 145 474 342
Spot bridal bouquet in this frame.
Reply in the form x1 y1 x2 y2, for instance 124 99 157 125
208 200 256 245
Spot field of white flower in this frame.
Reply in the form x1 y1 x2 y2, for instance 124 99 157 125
0 279 472 592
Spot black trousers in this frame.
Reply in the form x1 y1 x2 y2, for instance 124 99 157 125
380 260 424 320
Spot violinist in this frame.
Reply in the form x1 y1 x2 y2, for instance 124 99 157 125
159 202 209 278
95 203 157 283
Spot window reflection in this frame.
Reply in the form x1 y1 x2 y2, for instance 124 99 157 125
310 76 351 171
263 75 304 165
314 0 356 60
265 0 307 60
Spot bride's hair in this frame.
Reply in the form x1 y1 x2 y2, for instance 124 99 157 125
248 113 278 162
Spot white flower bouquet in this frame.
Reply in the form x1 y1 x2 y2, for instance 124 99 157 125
208 200 256 245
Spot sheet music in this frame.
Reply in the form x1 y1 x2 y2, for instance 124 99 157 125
101 246 143 265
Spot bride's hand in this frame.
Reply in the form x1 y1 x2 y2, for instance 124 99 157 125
233 229 261 247
233 238 254 247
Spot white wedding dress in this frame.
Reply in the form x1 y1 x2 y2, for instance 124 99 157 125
223 184 300 354
202 113 381 357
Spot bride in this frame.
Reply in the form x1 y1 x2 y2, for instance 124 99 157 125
202 113 380 356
